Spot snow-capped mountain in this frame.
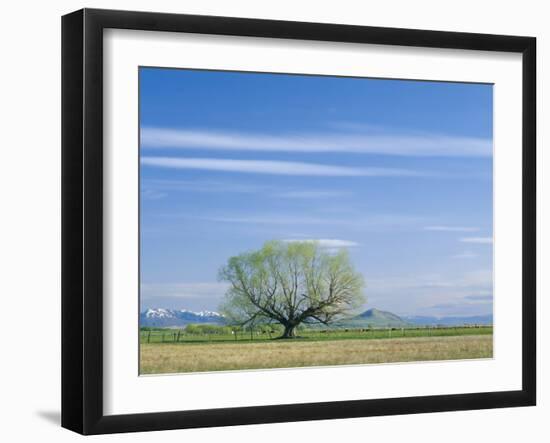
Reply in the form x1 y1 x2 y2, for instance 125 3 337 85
140 308 225 327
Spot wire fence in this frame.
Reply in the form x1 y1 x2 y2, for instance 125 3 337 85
139 325 493 344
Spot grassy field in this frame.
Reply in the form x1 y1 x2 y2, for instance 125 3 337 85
139 328 493 374
140 326 493 344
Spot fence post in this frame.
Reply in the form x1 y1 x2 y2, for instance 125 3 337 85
147 330 151 343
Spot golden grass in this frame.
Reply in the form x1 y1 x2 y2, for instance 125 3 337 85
140 334 493 375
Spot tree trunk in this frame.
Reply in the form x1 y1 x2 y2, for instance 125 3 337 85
281 324 297 338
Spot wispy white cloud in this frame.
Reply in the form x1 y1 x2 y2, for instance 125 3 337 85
366 270 493 317
328 121 390 133
464 294 493 302
141 179 350 200
425 303 492 317
142 179 258 194
273 190 350 199
427 289 493 316
193 215 337 225
141 157 425 177
141 188 167 200
424 226 479 232
141 127 492 157
182 213 423 230
282 238 359 248
460 237 493 244
451 251 478 259
140 282 230 311
141 282 229 299
368 270 492 293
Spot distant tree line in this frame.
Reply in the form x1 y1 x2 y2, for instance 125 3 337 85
182 323 292 337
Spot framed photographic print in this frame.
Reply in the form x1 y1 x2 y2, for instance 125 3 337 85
61 8 536 435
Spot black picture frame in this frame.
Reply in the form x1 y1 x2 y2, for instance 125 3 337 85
62 8 536 435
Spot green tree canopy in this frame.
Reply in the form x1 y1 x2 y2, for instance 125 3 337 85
218 240 366 338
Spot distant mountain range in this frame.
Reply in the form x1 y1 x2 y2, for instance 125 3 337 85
140 308 225 327
404 314 493 327
140 307 493 328
331 308 409 328
333 309 493 328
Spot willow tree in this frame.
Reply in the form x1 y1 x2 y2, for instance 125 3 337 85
218 240 365 338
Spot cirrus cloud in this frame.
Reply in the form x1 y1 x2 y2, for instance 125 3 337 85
141 127 492 157
282 238 359 248
460 237 493 244
424 226 479 232
141 157 426 177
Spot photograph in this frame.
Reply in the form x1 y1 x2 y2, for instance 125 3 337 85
138 67 494 375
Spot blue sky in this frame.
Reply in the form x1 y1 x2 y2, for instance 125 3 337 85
139 67 493 318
